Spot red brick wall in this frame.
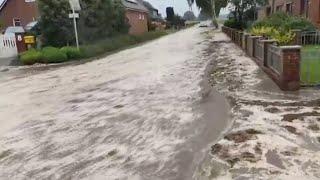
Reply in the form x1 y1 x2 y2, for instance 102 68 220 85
257 0 320 28
0 0 39 30
126 10 148 35
308 0 320 28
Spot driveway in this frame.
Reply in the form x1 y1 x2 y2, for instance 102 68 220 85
0 27 229 179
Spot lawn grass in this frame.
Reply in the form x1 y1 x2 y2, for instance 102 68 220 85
301 45 320 85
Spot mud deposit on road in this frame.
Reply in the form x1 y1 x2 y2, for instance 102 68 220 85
0 27 231 180
195 31 320 179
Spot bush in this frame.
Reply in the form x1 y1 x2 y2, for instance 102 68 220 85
81 31 168 58
60 47 83 59
271 29 296 46
224 19 245 30
20 49 43 65
250 26 296 45
252 12 316 31
250 26 275 37
41 47 68 63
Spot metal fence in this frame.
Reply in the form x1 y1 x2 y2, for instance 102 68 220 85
301 31 320 45
267 45 282 74
301 48 320 85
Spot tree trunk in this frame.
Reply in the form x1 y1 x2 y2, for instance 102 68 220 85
211 0 218 28
271 0 275 13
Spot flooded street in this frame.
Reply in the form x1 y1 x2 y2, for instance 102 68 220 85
196 30 320 179
0 27 230 179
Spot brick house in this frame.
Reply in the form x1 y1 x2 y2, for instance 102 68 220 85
0 0 149 35
122 0 148 35
258 0 320 28
0 0 39 31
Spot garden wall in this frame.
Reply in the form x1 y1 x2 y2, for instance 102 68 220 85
222 26 301 91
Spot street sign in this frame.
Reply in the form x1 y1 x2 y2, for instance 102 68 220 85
69 0 81 11
69 13 79 19
68 0 81 49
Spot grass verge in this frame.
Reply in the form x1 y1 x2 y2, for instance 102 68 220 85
301 45 320 85
20 30 169 65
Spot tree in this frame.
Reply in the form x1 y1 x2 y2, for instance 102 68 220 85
198 10 211 21
192 0 228 27
229 0 268 26
187 0 194 11
38 0 129 46
79 0 129 42
183 11 196 21
166 7 175 22
38 0 73 47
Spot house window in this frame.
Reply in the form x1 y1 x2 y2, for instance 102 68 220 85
276 5 283 12
142 14 145 20
266 7 271 16
139 14 142 20
286 3 293 14
13 18 21 26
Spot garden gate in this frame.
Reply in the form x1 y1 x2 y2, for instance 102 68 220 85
0 34 18 59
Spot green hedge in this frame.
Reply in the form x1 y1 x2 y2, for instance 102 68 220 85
60 46 83 59
20 49 43 65
20 31 168 65
41 47 68 63
224 19 245 30
252 12 316 31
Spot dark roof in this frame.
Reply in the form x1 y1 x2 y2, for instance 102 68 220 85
121 0 148 13
0 0 9 11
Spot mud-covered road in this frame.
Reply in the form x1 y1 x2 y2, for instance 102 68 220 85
0 27 230 179
196 30 320 180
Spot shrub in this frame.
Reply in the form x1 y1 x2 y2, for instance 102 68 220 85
60 46 83 60
252 12 316 31
41 47 68 63
224 19 245 30
271 29 296 46
250 26 275 37
20 49 43 65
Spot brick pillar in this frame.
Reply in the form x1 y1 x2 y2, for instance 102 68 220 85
292 29 302 45
238 31 243 47
261 39 276 66
15 33 27 54
247 36 261 57
242 33 249 51
280 46 301 91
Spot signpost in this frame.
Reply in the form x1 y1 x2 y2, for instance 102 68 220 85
69 0 81 49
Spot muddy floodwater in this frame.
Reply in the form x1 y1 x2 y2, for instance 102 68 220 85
0 27 230 179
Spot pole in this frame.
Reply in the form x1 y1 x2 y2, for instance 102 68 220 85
72 5 79 49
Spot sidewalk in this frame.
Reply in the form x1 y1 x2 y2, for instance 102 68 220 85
196 30 320 179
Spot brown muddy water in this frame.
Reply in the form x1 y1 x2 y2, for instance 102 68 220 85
195 30 320 180
0 27 231 180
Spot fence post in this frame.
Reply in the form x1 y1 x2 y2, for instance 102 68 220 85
242 33 249 51
280 46 301 90
292 29 302 45
247 36 261 57
261 39 276 66
238 31 243 47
